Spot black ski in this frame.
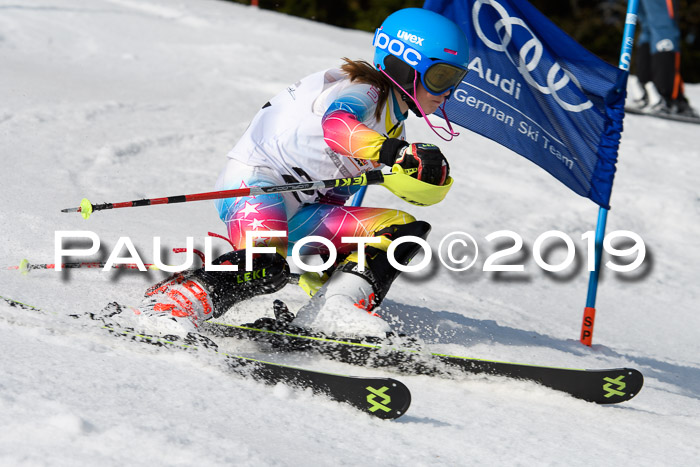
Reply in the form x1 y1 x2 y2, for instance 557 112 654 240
625 106 700 124
100 323 411 420
202 321 644 405
0 295 411 420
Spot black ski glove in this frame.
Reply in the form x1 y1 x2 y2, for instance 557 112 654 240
379 139 450 186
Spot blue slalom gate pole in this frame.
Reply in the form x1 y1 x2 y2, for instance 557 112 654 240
351 185 368 207
580 0 639 346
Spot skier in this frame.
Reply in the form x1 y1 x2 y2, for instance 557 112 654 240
112 8 469 338
626 0 698 119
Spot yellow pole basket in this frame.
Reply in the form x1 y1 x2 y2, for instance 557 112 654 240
380 164 453 206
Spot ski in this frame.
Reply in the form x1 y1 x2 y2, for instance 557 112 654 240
98 322 411 420
202 321 644 405
0 295 411 420
2 293 645 404
625 106 700 124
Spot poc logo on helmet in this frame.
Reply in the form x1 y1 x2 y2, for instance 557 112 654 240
374 31 422 66
397 30 424 45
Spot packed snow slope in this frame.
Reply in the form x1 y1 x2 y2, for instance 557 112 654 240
1 0 699 465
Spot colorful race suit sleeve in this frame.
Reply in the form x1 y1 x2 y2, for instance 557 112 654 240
321 85 401 162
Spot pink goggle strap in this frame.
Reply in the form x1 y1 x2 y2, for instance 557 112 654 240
378 67 460 142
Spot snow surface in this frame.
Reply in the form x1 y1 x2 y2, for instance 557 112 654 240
1 0 700 465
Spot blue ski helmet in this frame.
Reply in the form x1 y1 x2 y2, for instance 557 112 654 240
373 8 469 97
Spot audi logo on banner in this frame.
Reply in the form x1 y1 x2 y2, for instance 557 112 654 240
472 0 593 113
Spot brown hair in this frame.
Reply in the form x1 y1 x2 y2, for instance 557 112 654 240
340 58 394 121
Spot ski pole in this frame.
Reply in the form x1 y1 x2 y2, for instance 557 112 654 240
4 259 159 275
4 247 208 274
62 171 386 219
4 258 302 283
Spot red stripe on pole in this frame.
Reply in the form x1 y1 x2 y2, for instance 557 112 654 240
580 307 596 346
185 188 251 203
149 197 171 206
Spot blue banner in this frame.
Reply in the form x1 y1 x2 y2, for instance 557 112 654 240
424 0 627 209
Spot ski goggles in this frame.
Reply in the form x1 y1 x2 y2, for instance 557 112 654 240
420 61 468 96
374 29 468 96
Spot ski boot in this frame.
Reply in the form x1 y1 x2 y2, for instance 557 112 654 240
108 250 289 337
292 221 431 339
